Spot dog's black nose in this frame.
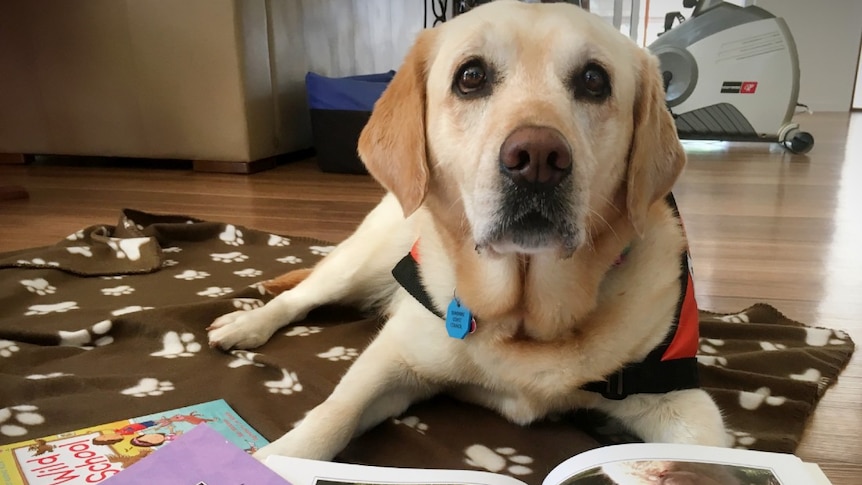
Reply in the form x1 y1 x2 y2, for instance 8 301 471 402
499 126 572 190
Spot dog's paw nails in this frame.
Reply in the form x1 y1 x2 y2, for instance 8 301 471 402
208 314 237 330
206 339 226 351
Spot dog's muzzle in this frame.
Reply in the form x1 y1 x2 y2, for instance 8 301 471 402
481 126 580 256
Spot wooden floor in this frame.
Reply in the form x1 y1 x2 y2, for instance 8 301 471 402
1 112 860 483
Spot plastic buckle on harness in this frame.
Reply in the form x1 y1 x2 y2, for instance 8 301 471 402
602 369 628 400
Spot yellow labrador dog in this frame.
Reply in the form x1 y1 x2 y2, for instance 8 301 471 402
208 0 727 461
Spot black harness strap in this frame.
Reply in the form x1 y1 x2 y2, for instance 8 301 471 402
580 357 700 400
392 253 444 318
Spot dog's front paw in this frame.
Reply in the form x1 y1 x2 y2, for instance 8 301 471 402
207 308 278 350
252 431 325 462
252 441 282 462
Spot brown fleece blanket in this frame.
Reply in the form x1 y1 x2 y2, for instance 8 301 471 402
0 210 854 483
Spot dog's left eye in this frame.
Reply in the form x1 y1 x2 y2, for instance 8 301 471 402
573 63 611 101
454 59 490 96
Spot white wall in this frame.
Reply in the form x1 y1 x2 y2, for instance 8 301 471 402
755 0 862 112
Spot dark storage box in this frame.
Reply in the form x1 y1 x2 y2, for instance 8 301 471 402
305 71 395 174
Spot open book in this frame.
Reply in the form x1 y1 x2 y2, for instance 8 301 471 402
264 442 831 485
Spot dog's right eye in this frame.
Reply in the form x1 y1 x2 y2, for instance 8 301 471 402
454 60 490 97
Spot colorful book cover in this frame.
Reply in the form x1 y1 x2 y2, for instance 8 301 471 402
103 423 290 484
0 399 268 484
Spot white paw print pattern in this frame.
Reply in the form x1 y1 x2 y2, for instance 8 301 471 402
0 340 21 358
219 224 244 246
122 218 142 231
175 270 210 281
790 368 829 390
150 332 202 358
198 287 233 298
112 305 154 316
759 341 787 351
66 246 93 257
16 258 60 267
728 429 757 449
268 234 291 247
25 301 79 316
66 229 85 241
317 346 359 362
804 327 849 347
234 268 263 278
20 278 57 296
101 285 135 296
58 320 114 348
285 326 323 337
698 338 725 354
696 355 728 367
228 350 265 368
106 237 148 261
265 369 303 395
121 377 175 397
276 256 303 264
211 252 249 263
233 298 264 311
27 372 72 380
249 282 268 295
163 246 183 253
310 245 336 256
393 416 428 434
790 367 821 382
162 259 179 267
738 386 787 410
0 405 45 437
830 329 850 344
464 444 534 476
716 312 750 323
101 276 125 280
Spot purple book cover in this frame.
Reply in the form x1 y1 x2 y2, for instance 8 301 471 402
103 424 291 484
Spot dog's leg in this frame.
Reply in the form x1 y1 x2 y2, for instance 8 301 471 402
253 329 438 461
452 386 547 426
596 389 729 447
208 194 414 350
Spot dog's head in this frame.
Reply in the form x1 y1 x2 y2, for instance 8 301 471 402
358 0 684 257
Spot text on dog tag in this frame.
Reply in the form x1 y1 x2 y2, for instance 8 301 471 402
446 298 474 339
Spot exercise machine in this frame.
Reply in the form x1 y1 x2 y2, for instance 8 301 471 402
649 0 813 153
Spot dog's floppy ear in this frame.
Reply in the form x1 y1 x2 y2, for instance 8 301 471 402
358 30 437 218
626 50 686 236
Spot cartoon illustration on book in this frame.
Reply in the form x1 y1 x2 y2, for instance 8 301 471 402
0 399 269 484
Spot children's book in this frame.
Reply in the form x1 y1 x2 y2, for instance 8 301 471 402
103 423 290 484
0 399 267 484
264 442 833 485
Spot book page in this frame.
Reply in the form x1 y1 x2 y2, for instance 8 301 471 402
265 455 527 485
541 443 822 485
802 463 833 485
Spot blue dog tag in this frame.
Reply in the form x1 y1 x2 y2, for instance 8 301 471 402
446 298 474 339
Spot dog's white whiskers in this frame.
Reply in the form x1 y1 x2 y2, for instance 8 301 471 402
589 209 620 243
